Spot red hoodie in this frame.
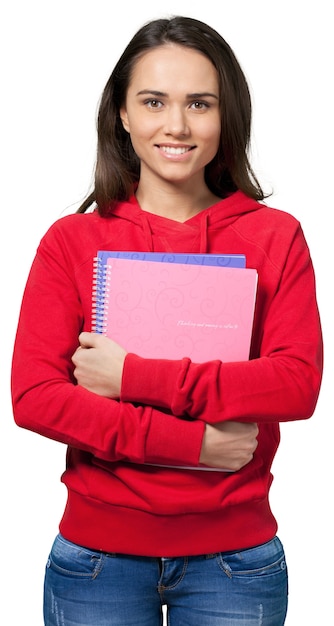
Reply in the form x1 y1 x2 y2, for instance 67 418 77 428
11 191 323 556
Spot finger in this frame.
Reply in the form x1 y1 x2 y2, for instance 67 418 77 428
71 345 83 365
78 331 97 348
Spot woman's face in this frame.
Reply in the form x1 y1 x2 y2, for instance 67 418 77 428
120 44 221 190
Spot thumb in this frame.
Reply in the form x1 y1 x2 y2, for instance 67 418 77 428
78 331 98 349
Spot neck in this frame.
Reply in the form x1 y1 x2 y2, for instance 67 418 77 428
135 180 221 223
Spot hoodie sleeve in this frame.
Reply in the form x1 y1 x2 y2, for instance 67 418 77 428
11 227 204 467
121 224 323 424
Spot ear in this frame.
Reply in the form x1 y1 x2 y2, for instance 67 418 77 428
119 107 130 133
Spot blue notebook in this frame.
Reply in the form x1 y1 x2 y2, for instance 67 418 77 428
96 250 246 267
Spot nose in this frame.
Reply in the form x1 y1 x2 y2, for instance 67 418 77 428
164 105 189 136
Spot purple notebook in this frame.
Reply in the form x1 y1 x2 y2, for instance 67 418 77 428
96 250 246 268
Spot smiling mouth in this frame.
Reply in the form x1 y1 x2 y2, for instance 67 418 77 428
158 145 194 155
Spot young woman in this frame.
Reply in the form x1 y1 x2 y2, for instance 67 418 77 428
11 15 323 626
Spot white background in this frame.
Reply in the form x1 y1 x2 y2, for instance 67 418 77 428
1 1 332 624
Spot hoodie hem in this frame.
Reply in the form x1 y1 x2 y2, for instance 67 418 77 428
59 490 278 557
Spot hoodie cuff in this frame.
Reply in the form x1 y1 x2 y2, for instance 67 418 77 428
121 353 186 411
144 407 204 467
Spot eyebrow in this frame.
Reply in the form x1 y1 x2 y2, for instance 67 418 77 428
136 89 219 100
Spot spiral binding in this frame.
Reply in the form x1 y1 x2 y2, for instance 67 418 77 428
91 256 111 333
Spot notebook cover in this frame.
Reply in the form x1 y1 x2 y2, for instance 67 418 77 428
101 257 257 363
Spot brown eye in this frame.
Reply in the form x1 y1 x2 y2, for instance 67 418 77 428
191 101 209 110
145 99 163 109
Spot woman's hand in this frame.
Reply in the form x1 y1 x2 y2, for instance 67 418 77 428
199 421 259 471
72 332 127 398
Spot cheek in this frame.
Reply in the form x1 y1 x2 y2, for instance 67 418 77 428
126 116 156 143
195 113 221 140
126 125 153 159
202 122 221 158
207 118 221 141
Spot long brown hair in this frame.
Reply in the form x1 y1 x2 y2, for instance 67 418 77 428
77 16 266 215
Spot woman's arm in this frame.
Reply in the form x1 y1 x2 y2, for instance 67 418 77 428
72 332 259 471
10 232 206 468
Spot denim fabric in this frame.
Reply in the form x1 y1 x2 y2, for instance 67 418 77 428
43 534 288 625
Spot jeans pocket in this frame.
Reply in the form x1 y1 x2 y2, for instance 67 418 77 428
46 534 104 579
218 536 287 578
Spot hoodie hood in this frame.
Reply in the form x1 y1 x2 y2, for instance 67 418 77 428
108 190 262 254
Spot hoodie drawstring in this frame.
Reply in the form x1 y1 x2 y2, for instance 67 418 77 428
199 213 209 253
140 213 155 252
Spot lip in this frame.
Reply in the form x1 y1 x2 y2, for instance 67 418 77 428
155 144 196 159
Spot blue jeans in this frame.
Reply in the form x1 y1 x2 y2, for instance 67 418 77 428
43 534 288 625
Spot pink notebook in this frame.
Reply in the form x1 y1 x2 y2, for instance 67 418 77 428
99 257 257 363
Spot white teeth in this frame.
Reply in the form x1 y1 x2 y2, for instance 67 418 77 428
160 146 189 155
